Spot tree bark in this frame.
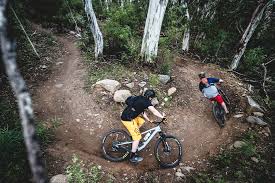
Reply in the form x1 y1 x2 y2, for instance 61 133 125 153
83 0 104 59
230 1 270 70
0 0 47 182
182 1 190 52
140 0 169 63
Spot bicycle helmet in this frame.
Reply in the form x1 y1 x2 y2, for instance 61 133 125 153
144 89 156 99
198 72 206 79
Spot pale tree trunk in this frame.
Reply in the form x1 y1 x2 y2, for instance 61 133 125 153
182 1 190 52
105 0 109 10
141 0 169 63
10 6 40 58
0 0 47 182
121 0 124 7
230 1 270 70
83 0 104 59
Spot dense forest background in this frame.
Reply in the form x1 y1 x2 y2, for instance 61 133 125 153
0 0 274 182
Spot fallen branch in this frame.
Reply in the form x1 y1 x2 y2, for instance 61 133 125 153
261 63 268 97
10 5 40 58
0 1 47 182
64 0 81 37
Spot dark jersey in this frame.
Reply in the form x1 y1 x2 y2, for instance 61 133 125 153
121 96 152 121
199 77 220 92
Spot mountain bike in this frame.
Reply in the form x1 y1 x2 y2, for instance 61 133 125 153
101 118 182 168
212 84 231 128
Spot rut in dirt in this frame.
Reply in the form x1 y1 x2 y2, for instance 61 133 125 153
33 32 248 175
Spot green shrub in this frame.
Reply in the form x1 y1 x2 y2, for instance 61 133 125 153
242 48 265 70
149 74 160 87
66 155 102 183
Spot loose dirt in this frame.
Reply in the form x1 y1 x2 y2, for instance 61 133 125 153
32 27 248 182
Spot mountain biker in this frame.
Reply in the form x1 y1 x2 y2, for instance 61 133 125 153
198 72 229 114
121 89 165 163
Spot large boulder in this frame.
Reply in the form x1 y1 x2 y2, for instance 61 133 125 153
50 174 68 183
95 79 121 93
158 74 171 84
246 116 268 126
113 90 132 103
246 96 264 113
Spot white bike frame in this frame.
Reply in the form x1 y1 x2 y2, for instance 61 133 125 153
116 125 162 152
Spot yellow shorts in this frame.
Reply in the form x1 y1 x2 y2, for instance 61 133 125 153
122 117 145 141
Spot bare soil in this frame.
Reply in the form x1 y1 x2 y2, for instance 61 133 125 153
32 27 249 182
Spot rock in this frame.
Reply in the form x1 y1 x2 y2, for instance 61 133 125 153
251 157 259 163
182 166 195 173
76 119 80 122
175 172 185 178
248 84 254 92
113 90 132 103
69 30 76 35
246 116 268 126
50 174 68 183
233 141 246 148
138 81 147 87
143 73 149 81
41 65 47 69
55 84 63 88
264 133 269 137
176 168 182 173
158 74 170 84
95 79 121 93
151 98 159 106
233 114 244 118
168 87 177 96
125 82 135 89
253 112 264 117
56 62 63 65
246 96 264 113
263 127 271 134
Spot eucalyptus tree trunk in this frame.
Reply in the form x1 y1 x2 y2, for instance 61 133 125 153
141 0 169 63
230 1 270 70
0 0 47 182
182 1 190 51
83 0 104 59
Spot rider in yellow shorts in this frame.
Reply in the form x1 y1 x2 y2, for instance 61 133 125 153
121 89 165 163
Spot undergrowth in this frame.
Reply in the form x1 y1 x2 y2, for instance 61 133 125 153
190 129 272 183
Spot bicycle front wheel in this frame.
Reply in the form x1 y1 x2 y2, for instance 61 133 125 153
154 135 182 168
212 102 225 128
101 129 131 162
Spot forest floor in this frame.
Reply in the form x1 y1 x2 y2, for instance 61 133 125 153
31 26 250 182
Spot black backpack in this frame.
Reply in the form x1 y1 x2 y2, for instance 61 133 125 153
125 96 137 107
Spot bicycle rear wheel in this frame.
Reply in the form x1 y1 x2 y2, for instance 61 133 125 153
101 129 131 162
212 102 225 128
154 135 182 168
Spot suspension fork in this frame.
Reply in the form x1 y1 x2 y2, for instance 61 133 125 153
159 132 171 152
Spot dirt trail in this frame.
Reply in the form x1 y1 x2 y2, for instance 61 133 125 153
32 30 248 180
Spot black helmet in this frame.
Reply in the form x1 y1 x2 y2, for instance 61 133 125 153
198 72 206 79
144 89 156 98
